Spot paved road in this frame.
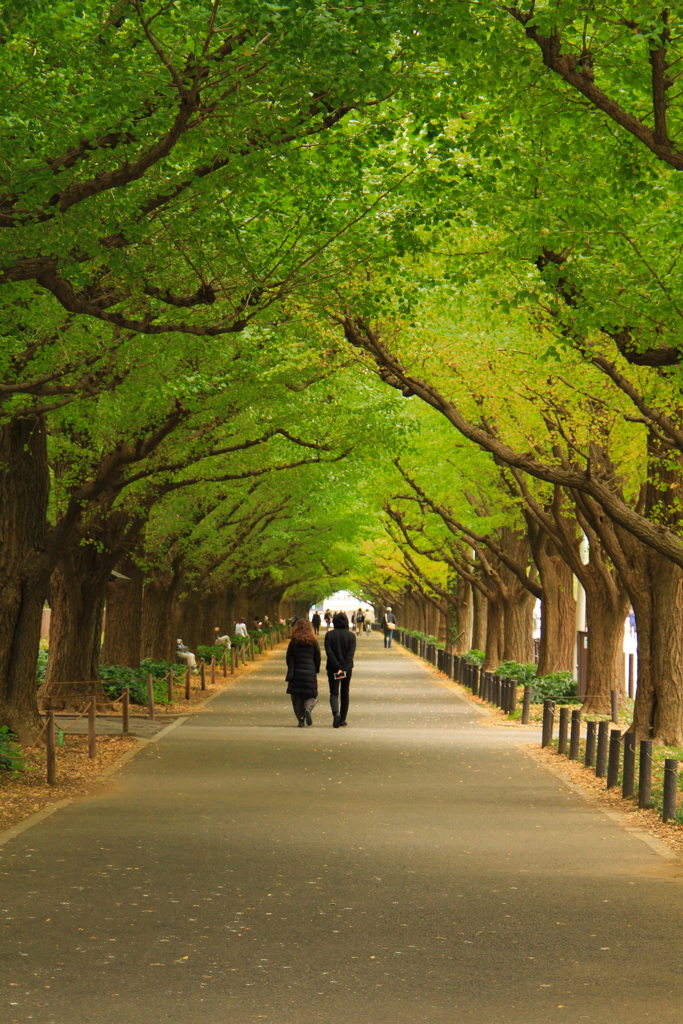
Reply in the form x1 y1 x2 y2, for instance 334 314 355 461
1 633 682 1024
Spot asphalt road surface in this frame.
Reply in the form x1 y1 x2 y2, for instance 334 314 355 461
1 632 682 1024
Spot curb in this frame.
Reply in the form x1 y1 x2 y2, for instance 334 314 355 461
396 642 681 868
523 746 682 867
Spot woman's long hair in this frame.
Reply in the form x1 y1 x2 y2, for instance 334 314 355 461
290 618 317 645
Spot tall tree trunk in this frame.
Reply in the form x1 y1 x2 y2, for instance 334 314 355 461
533 535 576 675
582 573 630 715
501 589 535 663
471 585 487 652
634 552 683 745
483 597 503 670
141 577 179 662
38 544 112 709
102 562 143 667
645 549 683 744
0 416 51 742
578 433 683 742
452 576 472 654
176 592 203 650
497 528 535 663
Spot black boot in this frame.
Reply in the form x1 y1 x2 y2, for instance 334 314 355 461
330 695 341 729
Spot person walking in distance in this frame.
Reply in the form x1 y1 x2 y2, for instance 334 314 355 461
311 610 321 635
355 607 365 635
382 606 396 648
324 609 332 629
324 611 356 728
285 618 321 727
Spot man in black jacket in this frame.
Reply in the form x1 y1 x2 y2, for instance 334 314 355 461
324 611 357 728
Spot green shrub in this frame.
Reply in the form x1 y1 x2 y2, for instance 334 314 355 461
465 649 485 666
532 671 579 704
99 660 178 706
496 660 538 686
401 629 444 648
197 644 231 661
0 725 24 772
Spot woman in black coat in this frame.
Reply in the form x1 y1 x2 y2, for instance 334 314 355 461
286 618 321 727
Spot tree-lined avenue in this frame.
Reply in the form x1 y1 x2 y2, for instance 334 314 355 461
1 636 681 1023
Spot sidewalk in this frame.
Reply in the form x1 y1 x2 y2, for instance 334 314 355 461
1 633 681 1023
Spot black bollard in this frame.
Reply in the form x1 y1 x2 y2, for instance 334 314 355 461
596 720 609 777
622 732 636 799
569 709 581 760
541 700 555 748
558 706 569 755
88 695 97 758
147 673 155 720
122 687 129 735
521 685 532 725
638 739 652 809
46 710 56 786
627 654 634 700
606 729 621 788
585 720 597 768
662 759 678 822
508 679 517 715
471 667 479 697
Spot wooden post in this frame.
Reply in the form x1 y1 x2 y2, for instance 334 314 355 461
222 650 227 678
147 673 155 720
639 739 653 808
585 720 597 767
628 654 634 699
230 646 236 674
122 687 129 735
185 664 191 700
241 644 246 665
557 706 569 756
46 710 56 785
662 759 678 822
166 668 174 703
606 729 621 788
88 695 96 758
622 732 636 798
200 659 206 691
541 700 554 748
596 720 609 777
569 709 581 760
210 655 216 686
